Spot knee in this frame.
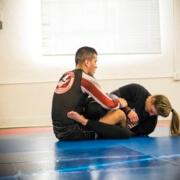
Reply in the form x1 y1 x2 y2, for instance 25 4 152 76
116 109 126 119
116 110 127 126
84 101 107 119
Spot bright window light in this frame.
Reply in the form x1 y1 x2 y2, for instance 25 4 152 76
41 0 161 56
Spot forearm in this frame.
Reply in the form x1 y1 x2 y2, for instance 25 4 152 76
81 73 120 110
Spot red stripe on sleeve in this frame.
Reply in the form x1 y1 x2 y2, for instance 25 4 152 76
81 77 119 109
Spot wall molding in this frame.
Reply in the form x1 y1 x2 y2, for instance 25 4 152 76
0 115 52 129
0 115 171 129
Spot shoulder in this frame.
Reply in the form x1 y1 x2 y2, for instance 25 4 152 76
131 83 150 95
119 83 146 93
82 71 96 81
119 83 143 89
129 83 145 89
81 71 101 89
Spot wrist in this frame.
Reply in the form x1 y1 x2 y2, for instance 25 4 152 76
122 107 132 114
82 119 88 126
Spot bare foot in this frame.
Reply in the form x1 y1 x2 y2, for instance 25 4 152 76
67 111 88 125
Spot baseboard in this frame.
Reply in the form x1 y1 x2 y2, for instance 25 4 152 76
0 116 52 129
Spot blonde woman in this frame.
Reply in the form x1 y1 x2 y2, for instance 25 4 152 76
68 83 180 137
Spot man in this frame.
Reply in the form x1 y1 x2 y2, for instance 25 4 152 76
52 46 131 141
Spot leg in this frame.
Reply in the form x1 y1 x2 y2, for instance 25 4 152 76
67 111 131 139
84 101 126 127
87 120 131 139
99 109 127 127
84 100 107 119
53 124 95 141
67 109 127 126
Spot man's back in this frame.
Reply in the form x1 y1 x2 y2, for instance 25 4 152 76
52 69 88 127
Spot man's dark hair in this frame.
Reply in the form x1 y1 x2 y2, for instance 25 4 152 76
75 46 97 65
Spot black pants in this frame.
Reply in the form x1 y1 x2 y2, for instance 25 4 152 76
53 124 96 141
54 99 131 141
54 121 130 141
84 98 107 119
84 99 131 139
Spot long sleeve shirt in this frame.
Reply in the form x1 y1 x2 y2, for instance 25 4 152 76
52 69 120 127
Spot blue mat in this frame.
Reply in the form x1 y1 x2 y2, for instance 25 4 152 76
0 132 180 180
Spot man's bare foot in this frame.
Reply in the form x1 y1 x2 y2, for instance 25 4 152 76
67 111 88 125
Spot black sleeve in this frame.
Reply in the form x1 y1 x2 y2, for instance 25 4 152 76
131 116 158 136
86 120 131 139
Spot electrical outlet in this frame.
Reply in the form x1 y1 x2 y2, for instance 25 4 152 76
173 72 180 81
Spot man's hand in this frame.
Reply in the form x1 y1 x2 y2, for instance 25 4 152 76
118 98 128 108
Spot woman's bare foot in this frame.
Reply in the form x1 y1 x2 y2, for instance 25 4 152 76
67 111 88 125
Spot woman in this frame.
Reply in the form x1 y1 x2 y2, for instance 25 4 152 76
68 83 180 137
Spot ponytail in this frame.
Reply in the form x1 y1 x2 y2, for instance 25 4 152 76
153 95 180 136
170 109 180 135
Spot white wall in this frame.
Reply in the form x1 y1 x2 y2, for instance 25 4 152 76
0 0 180 128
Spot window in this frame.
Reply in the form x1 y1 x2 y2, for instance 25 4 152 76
41 0 161 56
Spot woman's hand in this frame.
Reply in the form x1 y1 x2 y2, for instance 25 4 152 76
127 110 139 123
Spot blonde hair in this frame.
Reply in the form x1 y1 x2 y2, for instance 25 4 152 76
152 95 180 136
